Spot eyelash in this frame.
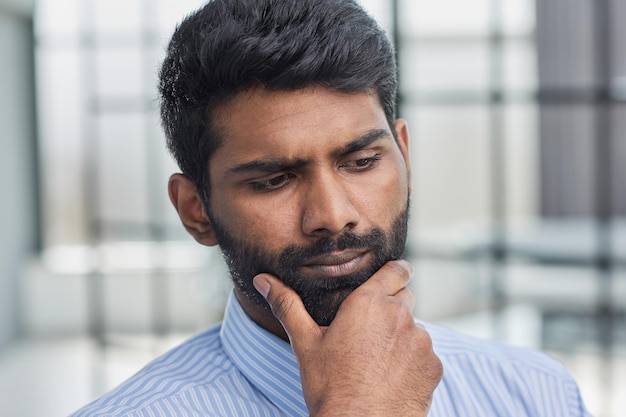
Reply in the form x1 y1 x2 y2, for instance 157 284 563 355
249 154 382 192
250 172 296 191
343 154 382 170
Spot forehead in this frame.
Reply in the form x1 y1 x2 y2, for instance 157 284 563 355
209 87 391 169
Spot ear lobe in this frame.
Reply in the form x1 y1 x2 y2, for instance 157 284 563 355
168 173 218 246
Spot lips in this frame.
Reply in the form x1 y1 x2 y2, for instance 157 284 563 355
301 250 370 278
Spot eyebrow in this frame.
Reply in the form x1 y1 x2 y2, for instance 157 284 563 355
331 128 392 158
228 158 307 174
227 128 392 175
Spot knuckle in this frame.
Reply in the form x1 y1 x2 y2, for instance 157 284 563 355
414 333 443 381
386 260 412 279
416 329 434 352
398 286 416 309
426 354 444 382
391 301 415 326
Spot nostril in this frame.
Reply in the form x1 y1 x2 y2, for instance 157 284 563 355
301 200 360 236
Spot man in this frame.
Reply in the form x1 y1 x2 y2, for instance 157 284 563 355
72 0 591 416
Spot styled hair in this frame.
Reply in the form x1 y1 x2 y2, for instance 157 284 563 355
158 0 397 202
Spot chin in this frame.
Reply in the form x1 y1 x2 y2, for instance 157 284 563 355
298 281 365 326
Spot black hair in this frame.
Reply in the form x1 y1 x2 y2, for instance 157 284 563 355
158 0 397 203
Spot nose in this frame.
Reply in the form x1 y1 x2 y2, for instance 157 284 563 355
301 172 360 236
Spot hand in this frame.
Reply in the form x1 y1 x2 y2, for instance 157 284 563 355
253 260 443 417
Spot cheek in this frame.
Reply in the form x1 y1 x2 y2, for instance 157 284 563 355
218 198 299 247
357 165 409 221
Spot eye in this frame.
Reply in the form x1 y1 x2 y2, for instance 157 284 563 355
250 172 296 191
342 154 382 171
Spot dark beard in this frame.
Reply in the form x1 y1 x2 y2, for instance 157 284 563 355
209 202 409 326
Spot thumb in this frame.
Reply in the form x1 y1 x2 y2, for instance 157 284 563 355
253 273 320 347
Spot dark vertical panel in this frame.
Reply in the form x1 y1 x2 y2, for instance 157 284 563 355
27 18 42 254
77 0 108 397
537 0 621 413
487 0 507 338
592 1 617 414
536 0 597 218
0 11 39 346
79 0 106 345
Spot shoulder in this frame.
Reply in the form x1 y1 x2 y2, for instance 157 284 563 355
70 324 240 417
423 322 590 416
424 321 569 377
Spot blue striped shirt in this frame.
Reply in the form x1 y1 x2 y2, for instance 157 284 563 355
71 292 591 416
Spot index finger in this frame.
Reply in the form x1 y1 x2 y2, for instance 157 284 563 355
356 259 414 296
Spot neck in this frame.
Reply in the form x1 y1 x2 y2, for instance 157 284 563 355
234 287 290 343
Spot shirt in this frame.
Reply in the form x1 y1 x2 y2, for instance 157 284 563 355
71 292 592 417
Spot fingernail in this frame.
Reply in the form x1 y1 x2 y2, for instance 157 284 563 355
253 275 271 299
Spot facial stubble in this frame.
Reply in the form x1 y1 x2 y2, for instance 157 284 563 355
209 201 409 326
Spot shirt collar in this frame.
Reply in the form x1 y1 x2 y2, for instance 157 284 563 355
220 291 309 417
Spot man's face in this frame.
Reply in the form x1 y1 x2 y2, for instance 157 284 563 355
206 87 411 326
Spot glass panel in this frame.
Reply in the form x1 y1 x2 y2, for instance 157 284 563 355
502 39 537 94
404 104 491 244
612 271 626 307
399 0 490 37
401 42 490 95
144 110 189 240
536 0 596 91
35 0 81 37
157 0 208 37
93 0 142 33
538 104 595 217
611 107 626 219
94 112 150 234
358 0 393 35
501 0 535 36
611 107 626 260
402 40 536 96
507 262 598 311
145 46 166 95
611 0 626 88
526 104 598 261
95 47 144 97
409 258 492 320
103 273 151 331
36 47 89 246
503 103 539 222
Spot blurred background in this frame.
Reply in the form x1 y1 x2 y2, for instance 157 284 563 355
0 0 624 415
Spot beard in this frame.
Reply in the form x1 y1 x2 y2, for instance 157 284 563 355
208 201 409 326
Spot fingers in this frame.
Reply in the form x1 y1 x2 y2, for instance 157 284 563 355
253 259 416 346
253 273 320 347
357 259 414 297
395 285 416 311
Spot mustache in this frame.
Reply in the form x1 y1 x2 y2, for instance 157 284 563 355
278 228 387 271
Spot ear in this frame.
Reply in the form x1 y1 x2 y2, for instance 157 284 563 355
393 118 412 193
168 173 218 246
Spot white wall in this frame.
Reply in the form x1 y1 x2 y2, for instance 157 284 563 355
0 0 36 347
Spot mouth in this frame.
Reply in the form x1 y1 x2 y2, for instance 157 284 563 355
301 249 370 278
